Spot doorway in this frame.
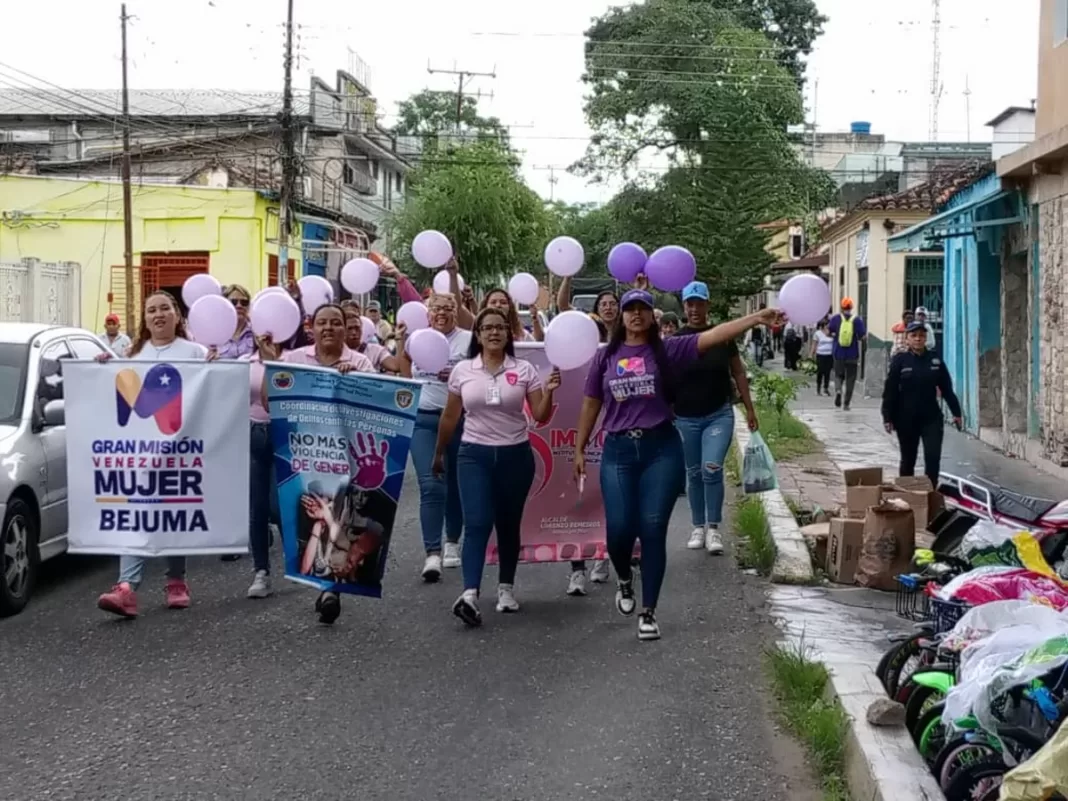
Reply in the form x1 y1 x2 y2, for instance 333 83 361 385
141 252 211 318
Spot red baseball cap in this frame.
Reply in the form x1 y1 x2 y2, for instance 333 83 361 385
105 313 120 324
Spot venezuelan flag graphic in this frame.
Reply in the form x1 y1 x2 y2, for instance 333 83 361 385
115 365 183 435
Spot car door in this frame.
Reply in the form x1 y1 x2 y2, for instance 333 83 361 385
34 339 72 547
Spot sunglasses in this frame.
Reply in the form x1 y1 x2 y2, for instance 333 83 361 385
230 297 250 308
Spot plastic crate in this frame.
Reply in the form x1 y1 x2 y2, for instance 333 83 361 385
895 574 932 622
931 597 969 634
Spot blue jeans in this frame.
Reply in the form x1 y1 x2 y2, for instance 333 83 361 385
249 421 276 573
457 442 535 592
118 556 185 588
676 405 735 528
600 424 685 610
410 410 464 553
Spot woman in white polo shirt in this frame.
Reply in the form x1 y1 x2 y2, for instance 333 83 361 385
434 307 561 627
396 292 472 582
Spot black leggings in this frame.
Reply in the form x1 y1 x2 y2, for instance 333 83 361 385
897 419 944 487
815 355 833 392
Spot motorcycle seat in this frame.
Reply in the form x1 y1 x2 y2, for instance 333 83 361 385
968 475 1057 523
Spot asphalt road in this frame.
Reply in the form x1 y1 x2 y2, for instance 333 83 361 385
1 471 817 801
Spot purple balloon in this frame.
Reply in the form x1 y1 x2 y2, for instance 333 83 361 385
187 295 238 347
778 274 831 326
250 291 302 342
407 328 450 373
182 273 222 308
646 246 697 292
607 242 648 283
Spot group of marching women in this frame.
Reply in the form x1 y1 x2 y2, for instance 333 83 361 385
92 256 782 641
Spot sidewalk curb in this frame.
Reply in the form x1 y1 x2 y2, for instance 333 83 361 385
732 409 814 584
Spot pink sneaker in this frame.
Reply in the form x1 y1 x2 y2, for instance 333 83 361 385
165 578 190 609
98 582 138 618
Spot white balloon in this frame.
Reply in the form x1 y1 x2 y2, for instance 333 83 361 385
297 275 334 312
361 316 376 342
407 328 450 373
411 230 453 269
544 310 600 371
544 236 584 277
340 258 380 294
432 270 465 294
508 272 540 306
397 301 430 332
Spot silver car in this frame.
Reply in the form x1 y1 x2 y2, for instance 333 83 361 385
0 323 111 616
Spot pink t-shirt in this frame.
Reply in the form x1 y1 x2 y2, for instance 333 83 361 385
448 355 542 446
360 342 390 370
281 345 374 373
244 354 270 423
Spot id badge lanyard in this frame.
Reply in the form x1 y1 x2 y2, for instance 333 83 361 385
484 363 504 406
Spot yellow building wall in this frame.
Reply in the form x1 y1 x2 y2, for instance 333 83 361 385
0 175 302 329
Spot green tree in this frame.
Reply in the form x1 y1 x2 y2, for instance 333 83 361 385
393 90 510 150
386 142 552 285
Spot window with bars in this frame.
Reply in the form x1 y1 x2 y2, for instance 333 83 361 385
857 266 869 321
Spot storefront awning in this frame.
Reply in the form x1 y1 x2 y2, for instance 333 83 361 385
887 190 1018 252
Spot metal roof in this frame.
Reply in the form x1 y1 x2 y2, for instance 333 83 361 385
0 89 311 119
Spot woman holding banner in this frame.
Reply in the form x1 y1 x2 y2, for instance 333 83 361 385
434 307 561 626
396 293 471 584
276 303 375 624
96 290 210 618
573 289 782 640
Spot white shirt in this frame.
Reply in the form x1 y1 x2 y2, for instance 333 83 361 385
814 330 834 356
412 327 473 411
103 332 132 357
130 337 209 361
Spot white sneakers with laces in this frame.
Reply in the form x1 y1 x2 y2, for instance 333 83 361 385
705 526 724 555
566 570 588 597
247 570 272 599
442 541 461 568
496 584 520 613
589 559 610 583
687 527 705 549
421 553 443 582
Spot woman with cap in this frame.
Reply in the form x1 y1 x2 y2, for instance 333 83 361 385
882 321 962 487
826 297 867 410
573 288 781 640
674 281 758 555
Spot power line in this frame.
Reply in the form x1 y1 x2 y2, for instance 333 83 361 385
425 62 497 128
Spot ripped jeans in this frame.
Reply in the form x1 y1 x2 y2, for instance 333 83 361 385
676 404 735 528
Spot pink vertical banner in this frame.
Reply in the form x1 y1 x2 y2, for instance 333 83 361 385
487 343 608 564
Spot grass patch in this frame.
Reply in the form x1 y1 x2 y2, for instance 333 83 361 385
766 642 851 801
725 442 741 486
733 494 777 574
755 401 820 461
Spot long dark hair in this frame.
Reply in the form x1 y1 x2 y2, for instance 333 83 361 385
594 290 619 318
467 307 515 359
481 288 524 340
603 307 675 403
128 290 190 357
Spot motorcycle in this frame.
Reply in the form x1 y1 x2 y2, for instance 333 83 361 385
930 472 1068 577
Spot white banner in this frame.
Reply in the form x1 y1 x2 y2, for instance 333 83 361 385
64 360 250 556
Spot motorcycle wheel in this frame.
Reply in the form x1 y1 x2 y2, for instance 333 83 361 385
876 639 905 691
930 512 977 558
936 727 1046 793
943 754 1009 801
883 635 927 700
914 701 949 764
906 686 946 745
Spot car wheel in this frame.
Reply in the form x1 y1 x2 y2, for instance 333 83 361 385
0 498 39 617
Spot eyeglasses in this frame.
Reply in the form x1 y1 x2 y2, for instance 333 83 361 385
230 298 250 308
479 324 507 333
429 305 456 314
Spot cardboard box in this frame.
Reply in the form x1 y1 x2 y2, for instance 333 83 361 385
855 504 916 591
826 518 864 584
886 476 945 531
844 467 886 517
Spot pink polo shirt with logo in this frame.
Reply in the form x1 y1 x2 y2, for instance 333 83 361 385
448 355 542 446
281 345 374 372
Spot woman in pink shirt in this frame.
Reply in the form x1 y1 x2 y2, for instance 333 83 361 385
434 307 561 627
273 303 375 624
341 306 401 372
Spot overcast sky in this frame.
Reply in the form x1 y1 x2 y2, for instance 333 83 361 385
3 0 1040 204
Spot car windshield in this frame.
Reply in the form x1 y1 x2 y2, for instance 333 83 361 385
0 342 29 425
572 295 597 313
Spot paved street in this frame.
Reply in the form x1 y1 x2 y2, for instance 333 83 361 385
1 467 816 801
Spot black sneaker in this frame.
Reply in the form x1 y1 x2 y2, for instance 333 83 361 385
316 591 341 625
638 611 661 641
452 592 482 627
615 579 636 616
834 392 842 408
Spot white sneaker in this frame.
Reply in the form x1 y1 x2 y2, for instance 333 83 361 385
687 526 706 549
705 527 725 555
566 570 588 597
246 569 272 599
638 611 661 641
442 541 461 568
615 579 637 616
496 583 520 613
421 553 443 583
590 559 611 583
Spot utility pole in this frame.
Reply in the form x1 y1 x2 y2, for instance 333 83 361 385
929 0 942 141
964 75 972 143
120 4 136 334
277 0 296 285
542 165 558 201
427 63 496 131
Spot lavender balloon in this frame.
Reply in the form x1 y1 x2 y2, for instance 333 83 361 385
340 258 380 294
187 295 238 347
250 291 302 342
544 310 599 371
361 316 376 342
182 273 222 308
298 275 334 313
645 246 697 292
397 301 430 332
407 328 450 373
778 273 831 326
607 242 648 283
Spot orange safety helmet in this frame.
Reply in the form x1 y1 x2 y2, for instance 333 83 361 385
840 296 854 310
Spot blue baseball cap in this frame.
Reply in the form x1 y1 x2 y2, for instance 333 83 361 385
682 281 709 301
905 320 927 333
619 289 655 309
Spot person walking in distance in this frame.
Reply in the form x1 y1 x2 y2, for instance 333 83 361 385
674 281 758 555
101 313 132 356
573 289 781 640
435 307 561 626
747 307 767 366
882 321 962 487
890 310 914 357
827 297 866 410
812 319 834 395
914 306 938 352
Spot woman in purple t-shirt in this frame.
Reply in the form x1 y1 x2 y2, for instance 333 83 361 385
574 289 781 641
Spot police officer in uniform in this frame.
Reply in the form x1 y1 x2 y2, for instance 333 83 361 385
881 320 963 487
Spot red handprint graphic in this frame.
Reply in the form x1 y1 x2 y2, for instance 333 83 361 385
348 432 389 490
